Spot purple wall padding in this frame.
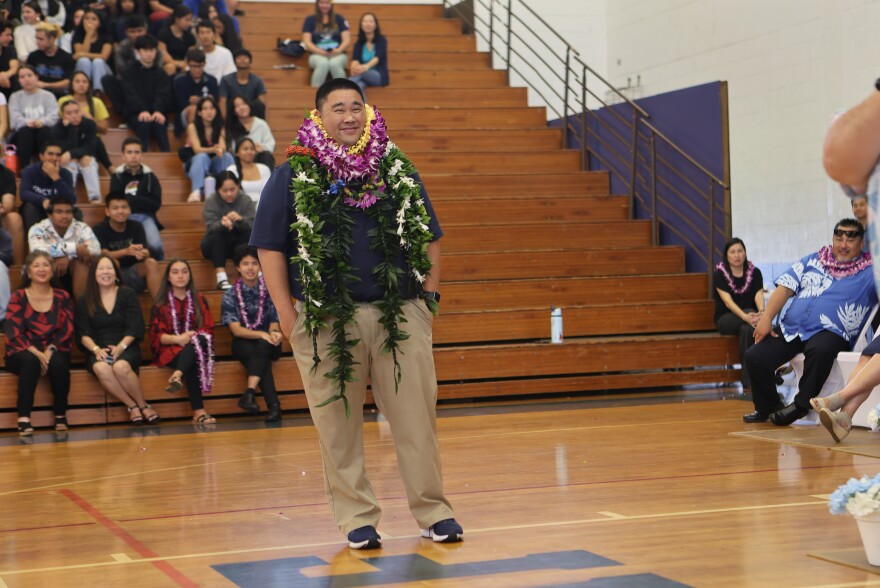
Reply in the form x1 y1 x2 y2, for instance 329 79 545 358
549 81 728 273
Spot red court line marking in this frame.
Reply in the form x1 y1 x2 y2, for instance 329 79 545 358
0 522 96 534
59 489 199 588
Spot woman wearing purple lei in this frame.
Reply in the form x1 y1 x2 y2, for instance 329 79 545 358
220 245 283 422
149 258 217 425
714 238 765 389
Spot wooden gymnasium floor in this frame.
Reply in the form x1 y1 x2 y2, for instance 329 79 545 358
3 388 880 587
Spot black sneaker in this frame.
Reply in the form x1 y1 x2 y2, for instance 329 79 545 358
347 525 381 549
420 518 463 543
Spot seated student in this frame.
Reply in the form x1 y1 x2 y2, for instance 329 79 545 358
19 140 76 235
218 48 265 120
76 254 160 425
195 21 234 83
5 250 74 436
302 0 350 88
147 0 181 28
172 47 218 136
122 34 171 152
9 65 60 167
184 95 233 202
28 196 100 298
202 170 253 290
228 138 270 204
227 96 274 168
157 5 195 76
37 0 66 28
59 71 112 171
101 15 158 117
714 238 764 389
91 193 161 297
0 161 25 265
53 99 101 202
0 20 21 99
14 2 43 62
149 258 217 425
111 0 143 42
221 245 283 422
71 9 112 93
28 22 75 99
211 12 241 53
743 219 878 425
59 8 84 54
348 12 388 93
109 137 165 260
0 226 12 317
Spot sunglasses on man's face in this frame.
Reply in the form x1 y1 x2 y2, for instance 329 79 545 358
834 228 864 238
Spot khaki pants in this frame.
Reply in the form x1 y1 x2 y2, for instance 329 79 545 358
291 299 455 534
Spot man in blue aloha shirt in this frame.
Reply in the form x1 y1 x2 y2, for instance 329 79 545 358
743 218 877 426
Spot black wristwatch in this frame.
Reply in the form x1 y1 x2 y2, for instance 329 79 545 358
421 291 441 303
875 78 880 92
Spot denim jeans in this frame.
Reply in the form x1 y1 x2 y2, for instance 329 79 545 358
187 152 235 193
75 57 112 92
66 158 101 201
129 213 165 260
350 68 382 91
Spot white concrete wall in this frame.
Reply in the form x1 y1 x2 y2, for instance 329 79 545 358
606 0 880 265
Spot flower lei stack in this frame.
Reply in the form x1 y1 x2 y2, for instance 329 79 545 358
286 105 436 417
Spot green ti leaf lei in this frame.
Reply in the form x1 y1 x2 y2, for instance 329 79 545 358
287 142 436 418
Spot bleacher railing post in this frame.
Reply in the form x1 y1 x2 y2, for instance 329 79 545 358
650 131 657 243
562 47 571 150
505 0 513 76
580 64 588 171
629 110 638 209
488 0 495 62
708 178 716 299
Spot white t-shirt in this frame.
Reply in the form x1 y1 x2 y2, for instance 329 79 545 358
228 163 271 205
203 45 236 83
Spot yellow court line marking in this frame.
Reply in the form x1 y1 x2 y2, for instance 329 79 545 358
808 583 880 587
0 576 8 587
596 511 626 519
110 554 133 563
0 498 828 577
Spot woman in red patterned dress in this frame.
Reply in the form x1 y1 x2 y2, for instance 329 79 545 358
149 259 217 424
5 251 74 435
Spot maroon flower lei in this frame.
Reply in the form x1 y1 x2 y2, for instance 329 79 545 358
818 245 873 279
234 276 267 330
167 290 215 394
715 261 756 295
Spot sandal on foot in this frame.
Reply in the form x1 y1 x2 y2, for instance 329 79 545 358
165 377 184 393
810 394 842 413
194 414 216 425
127 405 145 425
54 416 68 431
819 408 851 443
141 404 160 423
17 420 33 436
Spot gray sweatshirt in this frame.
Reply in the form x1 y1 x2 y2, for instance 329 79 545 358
203 189 256 233
9 89 60 131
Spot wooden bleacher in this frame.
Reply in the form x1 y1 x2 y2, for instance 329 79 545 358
0 2 738 429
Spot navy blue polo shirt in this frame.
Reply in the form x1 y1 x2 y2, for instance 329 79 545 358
250 162 443 302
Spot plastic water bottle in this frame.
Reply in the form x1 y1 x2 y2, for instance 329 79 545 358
203 175 216 198
551 307 563 344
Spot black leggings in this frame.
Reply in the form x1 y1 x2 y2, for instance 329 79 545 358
12 127 54 167
201 227 252 269
6 350 71 418
231 337 282 405
168 343 207 410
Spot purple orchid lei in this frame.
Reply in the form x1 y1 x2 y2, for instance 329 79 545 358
234 276 267 330
168 290 214 394
818 245 873 279
297 105 389 209
715 261 756 295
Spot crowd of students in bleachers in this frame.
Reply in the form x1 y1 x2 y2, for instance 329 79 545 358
0 0 390 434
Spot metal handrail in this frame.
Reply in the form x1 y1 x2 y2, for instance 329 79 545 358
442 0 732 291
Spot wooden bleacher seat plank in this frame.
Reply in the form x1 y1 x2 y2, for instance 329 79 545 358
241 18 463 37
265 87 528 109
255 69 510 89
247 33 476 52
241 3 444 18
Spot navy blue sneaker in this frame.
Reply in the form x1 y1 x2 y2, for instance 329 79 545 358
347 525 382 550
420 518 463 543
